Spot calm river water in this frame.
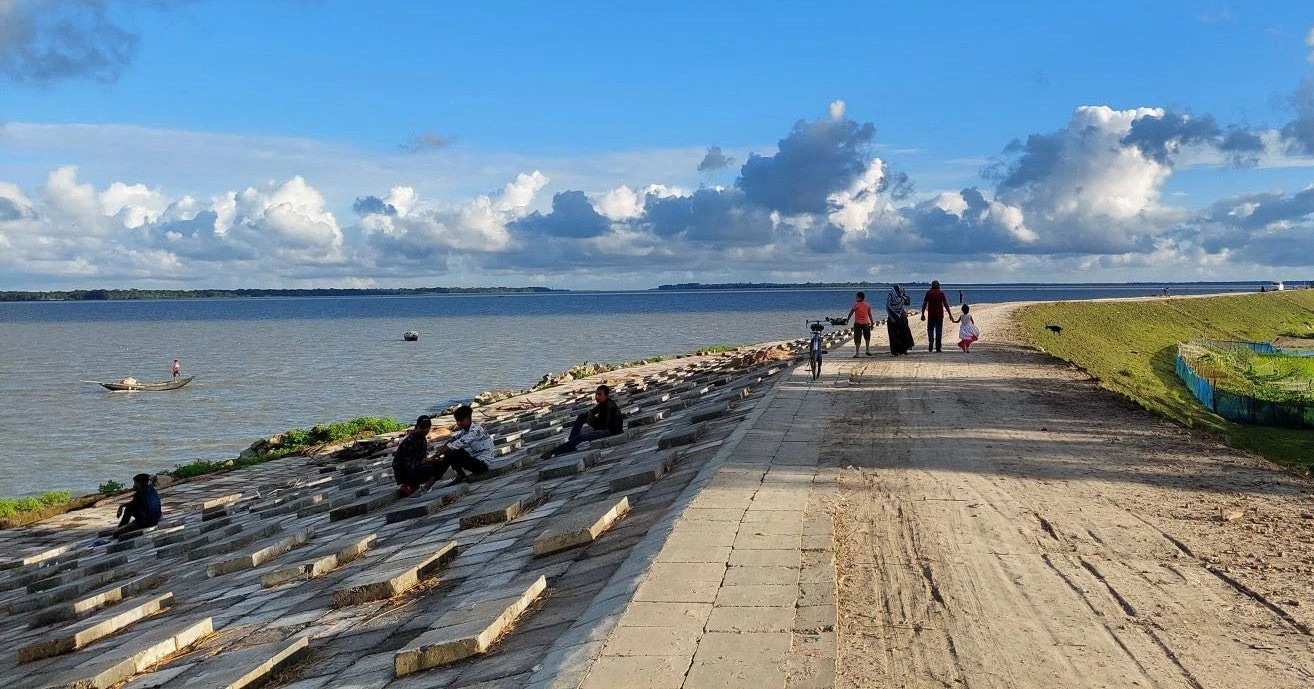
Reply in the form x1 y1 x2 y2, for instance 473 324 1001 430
0 284 1265 496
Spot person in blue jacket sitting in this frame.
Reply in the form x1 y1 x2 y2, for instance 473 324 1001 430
115 473 162 537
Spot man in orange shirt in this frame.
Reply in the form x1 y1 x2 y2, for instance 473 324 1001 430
847 291 874 357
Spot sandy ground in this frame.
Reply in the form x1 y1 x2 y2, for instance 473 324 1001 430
824 302 1314 688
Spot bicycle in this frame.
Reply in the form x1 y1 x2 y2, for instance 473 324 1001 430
805 320 826 380
805 317 849 380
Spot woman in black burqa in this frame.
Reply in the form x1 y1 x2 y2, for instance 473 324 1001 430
885 284 915 356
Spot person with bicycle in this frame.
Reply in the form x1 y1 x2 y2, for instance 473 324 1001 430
847 291 875 357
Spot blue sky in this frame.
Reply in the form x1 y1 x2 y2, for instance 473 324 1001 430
2 1 1314 289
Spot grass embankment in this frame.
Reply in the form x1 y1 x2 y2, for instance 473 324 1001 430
0 492 71 520
1017 291 1314 471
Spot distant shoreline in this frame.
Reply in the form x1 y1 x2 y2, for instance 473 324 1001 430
0 286 562 302
653 280 1288 291
0 280 1295 302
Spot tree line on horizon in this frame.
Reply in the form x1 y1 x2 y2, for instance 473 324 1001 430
0 286 558 302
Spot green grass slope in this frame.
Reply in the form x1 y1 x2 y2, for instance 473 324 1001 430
1017 291 1314 471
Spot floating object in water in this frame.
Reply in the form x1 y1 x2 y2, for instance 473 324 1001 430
403 331 420 341
99 376 195 391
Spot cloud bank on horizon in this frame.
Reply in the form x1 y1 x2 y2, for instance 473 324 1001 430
3 3 1314 289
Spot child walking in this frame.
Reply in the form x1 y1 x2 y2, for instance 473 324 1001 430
956 304 979 352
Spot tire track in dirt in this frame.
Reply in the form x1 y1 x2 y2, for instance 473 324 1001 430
826 304 1314 688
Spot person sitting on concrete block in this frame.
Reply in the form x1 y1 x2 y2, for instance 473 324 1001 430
393 415 443 496
545 384 625 458
114 473 162 537
431 405 492 486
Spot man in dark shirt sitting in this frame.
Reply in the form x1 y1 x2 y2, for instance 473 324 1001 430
115 473 162 538
545 385 624 458
392 415 441 495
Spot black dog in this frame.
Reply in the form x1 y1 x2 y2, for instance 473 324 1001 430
1045 324 1063 334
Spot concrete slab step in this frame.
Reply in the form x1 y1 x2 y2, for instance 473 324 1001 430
466 455 526 483
30 616 212 689
186 522 282 562
261 533 376 589
537 450 601 481
150 525 203 548
18 592 173 663
3 569 134 615
658 423 708 449
256 492 324 519
588 430 639 449
154 523 245 560
4 558 80 591
328 488 403 522
3 549 81 584
206 526 314 577
199 493 243 512
393 575 547 676
610 451 679 492
0 545 72 571
383 484 470 523
458 486 547 529
159 635 307 689
688 400 733 424
532 497 630 556
27 573 168 627
627 409 668 427
26 554 129 594
332 541 457 606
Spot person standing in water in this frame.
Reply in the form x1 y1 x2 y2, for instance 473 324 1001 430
171 359 181 379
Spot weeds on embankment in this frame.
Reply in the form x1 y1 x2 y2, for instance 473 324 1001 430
170 416 408 479
0 492 71 520
1017 290 1314 471
0 416 408 527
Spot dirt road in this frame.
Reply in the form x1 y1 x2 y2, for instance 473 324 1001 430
826 303 1314 688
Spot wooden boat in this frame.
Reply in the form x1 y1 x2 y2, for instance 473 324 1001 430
100 376 194 392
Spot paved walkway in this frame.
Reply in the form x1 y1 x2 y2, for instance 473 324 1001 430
553 351 844 688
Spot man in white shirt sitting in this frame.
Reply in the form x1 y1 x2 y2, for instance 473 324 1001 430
431 405 492 485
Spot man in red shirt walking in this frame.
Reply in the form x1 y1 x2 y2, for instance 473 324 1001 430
920 281 954 353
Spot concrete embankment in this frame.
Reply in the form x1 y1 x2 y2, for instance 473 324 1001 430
8 293 1311 688
0 332 841 688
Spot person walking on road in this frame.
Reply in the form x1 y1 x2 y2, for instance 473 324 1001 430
886 285 915 356
956 304 979 352
921 280 954 353
847 291 875 357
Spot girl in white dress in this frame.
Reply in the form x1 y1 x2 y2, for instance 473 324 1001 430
957 304 980 352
